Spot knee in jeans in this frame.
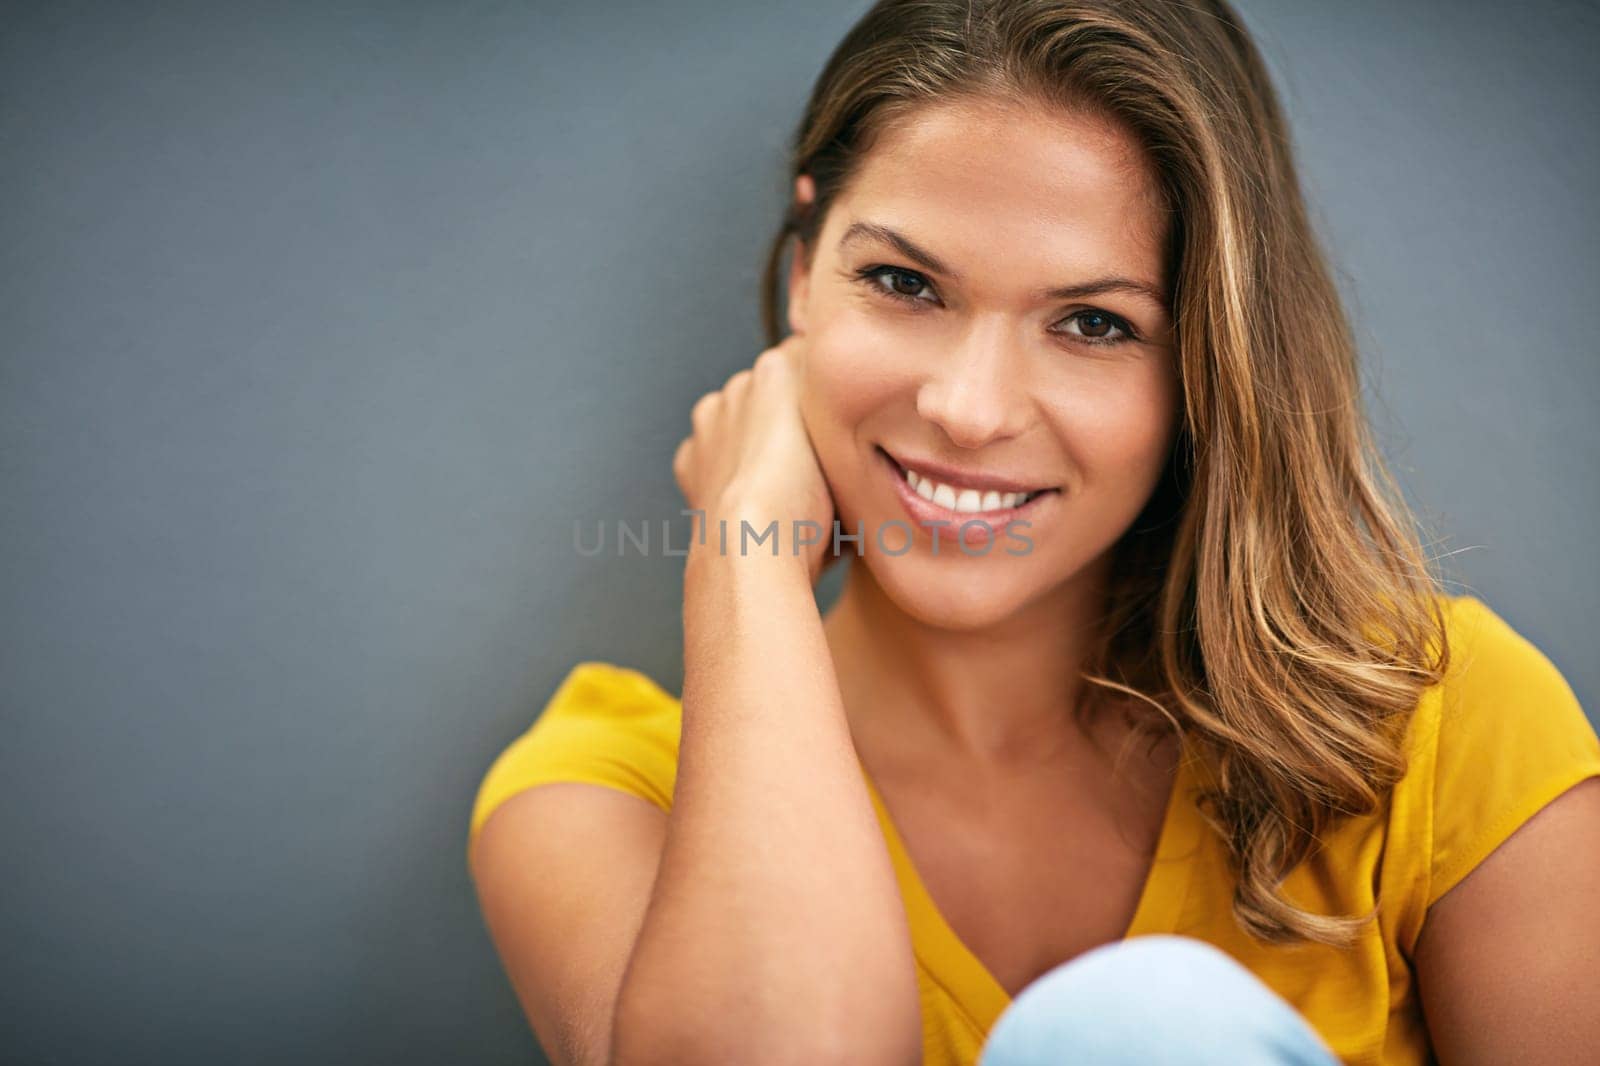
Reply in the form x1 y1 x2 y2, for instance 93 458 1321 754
980 935 1319 1064
1070 934 1263 1004
1022 936 1254 1027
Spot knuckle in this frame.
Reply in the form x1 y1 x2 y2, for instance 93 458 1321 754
755 344 790 376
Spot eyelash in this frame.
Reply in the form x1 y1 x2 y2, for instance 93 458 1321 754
850 264 1141 348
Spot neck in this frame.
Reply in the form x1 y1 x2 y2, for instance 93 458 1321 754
822 552 1117 776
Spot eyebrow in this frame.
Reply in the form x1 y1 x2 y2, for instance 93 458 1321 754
837 220 1169 307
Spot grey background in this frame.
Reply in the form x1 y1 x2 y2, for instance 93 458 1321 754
2 1 1595 1063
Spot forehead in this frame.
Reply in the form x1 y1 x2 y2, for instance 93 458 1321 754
832 96 1168 272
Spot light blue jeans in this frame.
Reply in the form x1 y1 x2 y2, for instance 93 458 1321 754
978 935 1343 1065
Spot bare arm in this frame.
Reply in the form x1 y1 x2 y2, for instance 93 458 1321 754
611 341 922 1065
470 783 668 1066
1413 775 1600 1065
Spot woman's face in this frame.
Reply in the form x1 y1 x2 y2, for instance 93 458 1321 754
787 94 1181 629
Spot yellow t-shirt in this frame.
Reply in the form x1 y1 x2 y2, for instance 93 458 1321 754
466 594 1600 1066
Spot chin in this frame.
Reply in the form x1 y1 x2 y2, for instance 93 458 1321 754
861 550 1050 631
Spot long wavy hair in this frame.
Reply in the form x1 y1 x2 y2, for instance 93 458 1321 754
758 0 1452 948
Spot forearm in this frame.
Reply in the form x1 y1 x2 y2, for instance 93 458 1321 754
612 534 921 1065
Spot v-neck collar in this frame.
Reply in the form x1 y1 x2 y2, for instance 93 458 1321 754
856 736 1204 1034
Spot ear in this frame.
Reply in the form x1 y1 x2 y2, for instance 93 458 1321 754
785 173 817 336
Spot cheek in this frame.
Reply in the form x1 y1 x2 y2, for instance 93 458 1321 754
1045 364 1180 481
801 317 918 429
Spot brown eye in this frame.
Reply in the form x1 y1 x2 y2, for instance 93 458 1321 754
885 269 929 298
1077 311 1113 337
1060 309 1135 346
855 265 939 305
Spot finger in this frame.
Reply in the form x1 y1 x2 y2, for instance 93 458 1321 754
690 390 719 429
672 437 692 491
764 334 805 376
753 344 787 379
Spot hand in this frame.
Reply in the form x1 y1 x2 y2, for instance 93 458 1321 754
672 334 839 584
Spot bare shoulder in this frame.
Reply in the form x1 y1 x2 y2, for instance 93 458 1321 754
471 781 669 1066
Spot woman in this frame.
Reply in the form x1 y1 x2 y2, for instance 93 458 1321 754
468 2 1600 1063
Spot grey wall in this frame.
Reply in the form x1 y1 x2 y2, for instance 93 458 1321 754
2 2 1595 1064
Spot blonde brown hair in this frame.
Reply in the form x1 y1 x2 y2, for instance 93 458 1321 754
760 0 1452 948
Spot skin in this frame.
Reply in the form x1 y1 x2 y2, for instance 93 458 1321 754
675 94 1188 1006
786 95 1182 775
673 92 1600 1061
1412 774 1600 1065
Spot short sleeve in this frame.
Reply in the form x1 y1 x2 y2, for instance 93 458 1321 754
1426 596 1600 908
466 661 683 861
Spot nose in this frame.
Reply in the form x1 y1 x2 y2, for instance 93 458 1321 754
915 318 1034 449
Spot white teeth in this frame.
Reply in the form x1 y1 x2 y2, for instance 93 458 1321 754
900 463 1039 513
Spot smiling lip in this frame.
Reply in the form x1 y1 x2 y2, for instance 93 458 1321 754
878 446 1056 548
877 446 1058 496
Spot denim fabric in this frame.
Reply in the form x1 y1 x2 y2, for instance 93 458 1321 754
978 934 1343 1065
